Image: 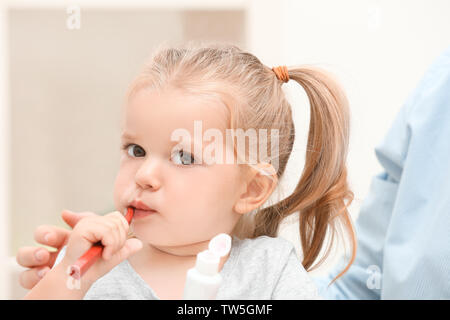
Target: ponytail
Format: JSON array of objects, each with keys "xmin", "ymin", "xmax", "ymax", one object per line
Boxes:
[{"xmin": 253, "ymin": 65, "xmax": 356, "ymax": 283}]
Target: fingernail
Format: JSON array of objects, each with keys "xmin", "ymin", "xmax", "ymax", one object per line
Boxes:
[
  {"xmin": 44, "ymin": 233, "xmax": 51, "ymax": 243},
  {"xmin": 35, "ymin": 249, "xmax": 46, "ymax": 261},
  {"xmin": 37, "ymin": 267, "xmax": 49, "ymax": 278}
]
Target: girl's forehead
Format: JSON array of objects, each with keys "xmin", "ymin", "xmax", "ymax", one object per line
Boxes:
[{"xmin": 122, "ymin": 89, "xmax": 229, "ymax": 139}]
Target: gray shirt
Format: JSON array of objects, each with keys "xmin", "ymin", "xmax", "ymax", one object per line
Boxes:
[{"xmin": 54, "ymin": 235, "xmax": 321, "ymax": 299}]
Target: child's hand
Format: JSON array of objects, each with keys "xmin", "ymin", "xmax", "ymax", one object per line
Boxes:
[{"xmin": 61, "ymin": 211, "xmax": 142, "ymax": 282}]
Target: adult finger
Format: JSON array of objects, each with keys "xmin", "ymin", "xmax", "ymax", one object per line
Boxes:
[
  {"xmin": 19, "ymin": 266, "xmax": 50, "ymax": 290},
  {"xmin": 34, "ymin": 225, "xmax": 72, "ymax": 249},
  {"xmin": 16, "ymin": 246, "xmax": 50, "ymax": 268}
]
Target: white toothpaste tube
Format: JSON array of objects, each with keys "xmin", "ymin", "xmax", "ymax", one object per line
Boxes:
[{"xmin": 183, "ymin": 233, "xmax": 232, "ymax": 300}]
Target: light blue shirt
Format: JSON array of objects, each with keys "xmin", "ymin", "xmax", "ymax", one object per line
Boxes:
[{"xmin": 313, "ymin": 47, "xmax": 450, "ymax": 299}]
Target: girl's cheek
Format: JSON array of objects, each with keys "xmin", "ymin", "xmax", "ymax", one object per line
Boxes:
[
  {"xmin": 113, "ymin": 166, "xmax": 133, "ymax": 205},
  {"xmin": 113, "ymin": 175, "xmax": 125, "ymax": 209}
]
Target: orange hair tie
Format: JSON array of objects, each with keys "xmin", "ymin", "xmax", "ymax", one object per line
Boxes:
[{"xmin": 272, "ymin": 65, "xmax": 289, "ymax": 83}]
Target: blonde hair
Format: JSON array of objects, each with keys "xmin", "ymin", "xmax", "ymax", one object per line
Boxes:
[{"xmin": 126, "ymin": 40, "xmax": 356, "ymax": 283}]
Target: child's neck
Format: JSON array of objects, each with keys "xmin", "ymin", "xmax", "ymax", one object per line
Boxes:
[
  {"xmin": 149, "ymin": 240, "xmax": 210, "ymax": 258},
  {"xmin": 145, "ymin": 240, "xmax": 208, "ymax": 266},
  {"xmin": 130, "ymin": 239, "xmax": 230, "ymax": 271}
]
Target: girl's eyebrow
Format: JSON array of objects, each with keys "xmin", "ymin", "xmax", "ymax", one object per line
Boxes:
[
  {"xmin": 121, "ymin": 132, "xmax": 137, "ymax": 140},
  {"xmin": 121, "ymin": 131, "xmax": 204, "ymax": 151}
]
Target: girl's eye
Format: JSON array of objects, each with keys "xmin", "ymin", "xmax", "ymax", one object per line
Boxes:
[
  {"xmin": 123, "ymin": 143, "xmax": 146, "ymax": 157},
  {"xmin": 171, "ymin": 149, "xmax": 196, "ymax": 166},
  {"xmin": 122, "ymin": 143, "xmax": 196, "ymax": 166}
]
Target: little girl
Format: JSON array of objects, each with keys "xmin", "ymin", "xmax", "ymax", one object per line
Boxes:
[{"xmin": 24, "ymin": 41, "xmax": 355, "ymax": 300}]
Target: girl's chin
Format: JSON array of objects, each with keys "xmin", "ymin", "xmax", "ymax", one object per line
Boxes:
[{"xmin": 129, "ymin": 231, "xmax": 200, "ymax": 251}]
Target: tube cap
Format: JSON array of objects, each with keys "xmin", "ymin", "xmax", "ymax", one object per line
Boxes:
[
  {"xmin": 195, "ymin": 233, "xmax": 232, "ymax": 276},
  {"xmin": 208, "ymin": 233, "xmax": 232, "ymax": 257}
]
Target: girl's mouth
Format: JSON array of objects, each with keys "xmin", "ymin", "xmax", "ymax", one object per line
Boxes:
[
  {"xmin": 128, "ymin": 199, "xmax": 158, "ymax": 219},
  {"xmin": 132, "ymin": 206, "xmax": 157, "ymax": 219}
]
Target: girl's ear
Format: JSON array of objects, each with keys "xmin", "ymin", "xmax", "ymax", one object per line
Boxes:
[{"xmin": 233, "ymin": 163, "xmax": 278, "ymax": 215}]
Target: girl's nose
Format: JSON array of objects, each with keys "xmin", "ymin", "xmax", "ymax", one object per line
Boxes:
[{"xmin": 135, "ymin": 157, "xmax": 162, "ymax": 190}]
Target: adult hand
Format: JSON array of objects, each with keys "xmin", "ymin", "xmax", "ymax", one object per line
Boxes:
[{"xmin": 16, "ymin": 210, "xmax": 97, "ymax": 289}]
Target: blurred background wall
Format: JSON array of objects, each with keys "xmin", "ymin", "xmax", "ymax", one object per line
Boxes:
[{"xmin": 1, "ymin": 0, "xmax": 449, "ymax": 299}]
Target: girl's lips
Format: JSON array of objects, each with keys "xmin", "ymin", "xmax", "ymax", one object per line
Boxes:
[
  {"xmin": 129, "ymin": 200, "xmax": 156, "ymax": 211},
  {"xmin": 132, "ymin": 207, "xmax": 157, "ymax": 219}
]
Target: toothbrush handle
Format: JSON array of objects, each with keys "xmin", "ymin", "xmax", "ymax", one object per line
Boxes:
[{"xmin": 68, "ymin": 207, "xmax": 134, "ymax": 279}]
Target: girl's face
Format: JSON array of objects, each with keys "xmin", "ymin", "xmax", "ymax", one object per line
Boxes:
[{"xmin": 113, "ymin": 88, "xmax": 245, "ymax": 248}]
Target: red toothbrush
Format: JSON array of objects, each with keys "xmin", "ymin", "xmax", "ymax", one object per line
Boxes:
[{"xmin": 68, "ymin": 207, "xmax": 135, "ymax": 279}]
